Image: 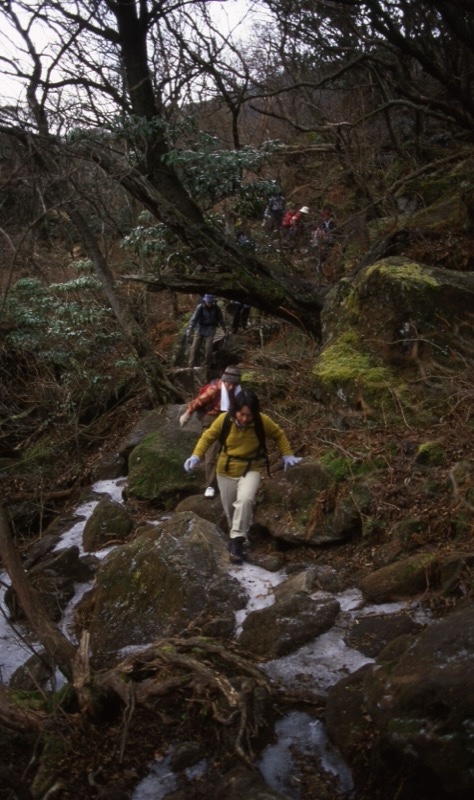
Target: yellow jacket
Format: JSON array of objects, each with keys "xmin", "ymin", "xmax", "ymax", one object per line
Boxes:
[{"xmin": 192, "ymin": 412, "xmax": 293, "ymax": 478}]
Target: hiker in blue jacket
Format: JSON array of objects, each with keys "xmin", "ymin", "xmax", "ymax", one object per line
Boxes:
[{"xmin": 187, "ymin": 294, "xmax": 227, "ymax": 370}]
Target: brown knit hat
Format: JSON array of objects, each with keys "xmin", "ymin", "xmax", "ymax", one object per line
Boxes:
[{"xmin": 221, "ymin": 366, "xmax": 242, "ymax": 384}]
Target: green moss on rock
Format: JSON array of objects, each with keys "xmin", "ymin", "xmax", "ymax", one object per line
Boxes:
[
  {"xmin": 366, "ymin": 260, "xmax": 439, "ymax": 289},
  {"xmin": 312, "ymin": 331, "xmax": 399, "ymax": 409},
  {"xmin": 128, "ymin": 430, "xmax": 199, "ymax": 501},
  {"xmin": 314, "ymin": 331, "xmax": 390, "ymax": 384},
  {"xmin": 415, "ymin": 440, "xmax": 447, "ymax": 466}
]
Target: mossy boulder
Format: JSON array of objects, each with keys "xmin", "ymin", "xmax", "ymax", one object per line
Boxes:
[
  {"xmin": 414, "ymin": 439, "xmax": 447, "ymax": 466},
  {"xmin": 254, "ymin": 461, "xmax": 372, "ymax": 545},
  {"xmin": 312, "ymin": 328, "xmax": 401, "ymax": 409},
  {"xmin": 317, "ymin": 258, "xmax": 474, "ymax": 412},
  {"xmin": 126, "ymin": 408, "xmax": 203, "ymax": 502},
  {"xmin": 327, "ymin": 608, "xmax": 474, "ymax": 800},
  {"xmin": 85, "ymin": 511, "xmax": 246, "ymax": 658},
  {"xmin": 82, "ymin": 498, "xmax": 134, "ymax": 552},
  {"xmin": 359, "ymin": 551, "xmax": 439, "ymax": 602}
]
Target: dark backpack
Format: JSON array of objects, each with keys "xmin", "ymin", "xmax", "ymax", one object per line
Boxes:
[
  {"xmin": 268, "ymin": 195, "xmax": 285, "ymax": 213},
  {"xmin": 196, "ymin": 303, "xmax": 220, "ymax": 326},
  {"xmin": 218, "ymin": 412, "xmax": 270, "ymax": 476}
]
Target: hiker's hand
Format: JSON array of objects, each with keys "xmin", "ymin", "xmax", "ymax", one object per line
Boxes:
[
  {"xmin": 283, "ymin": 455, "xmax": 302, "ymax": 472},
  {"xmin": 184, "ymin": 455, "xmax": 200, "ymax": 472},
  {"xmin": 179, "ymin": 412, "xmax": 191, "ymax": 427}
]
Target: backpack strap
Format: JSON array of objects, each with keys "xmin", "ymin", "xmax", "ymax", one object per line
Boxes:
[{"xmin": 218, "ymin": 413, "xmax": 270, "ymax": 477}]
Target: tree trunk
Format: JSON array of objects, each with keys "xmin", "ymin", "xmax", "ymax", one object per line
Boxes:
[
  {"xmin": 102, "ymin": 0, "xmax": 324, "ymax": 340},
  {"xmin": 67, "ymin": 205, "xmax": 184, "ymax": 403},
  {"xmin": 0, "ymin": 504, "xmax": 76, "ymax": 682}
]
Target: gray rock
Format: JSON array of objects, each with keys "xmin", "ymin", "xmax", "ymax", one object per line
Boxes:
[
  {"xmin": 359, "ymin": 551, "xmax": 439, "ymax": 602},
  {"xmin": 85, "ymin": 512, "xmax": 246, "ymax": 658},
  {"xmin": 5, "ymin": 545, "xmax": 97, "ymax": 622},
  {"xmin": 327, "ymin": 606, "xmax": 474, "ymax": 800},
  {"xmin": 255, "ymin": 462, "xmax": 371, "ymax": 545},
  {"xmin": 240, "ymin": 592, "xmax": 340, "ymax": 659},
  {"xmin": 82, "ymin": 497, "xmax": 134, "ymax": 552},
  {"xmin": 344, "ymin": 611, "xmax": 424, "ymax": 657}
]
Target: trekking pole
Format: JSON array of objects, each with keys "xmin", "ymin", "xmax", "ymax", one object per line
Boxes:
[{"xmin": 181, "ymin": 329, "xmax": 191, "ymax": 364}]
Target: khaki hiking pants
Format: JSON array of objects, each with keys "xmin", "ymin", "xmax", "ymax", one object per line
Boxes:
[
  {"xmin": 217, "ymin": 470, "xmax": 261, "ymax": 540},
  {"xmin": 188, "ymin": 332, "xmax": 215, "ymax": 368}
]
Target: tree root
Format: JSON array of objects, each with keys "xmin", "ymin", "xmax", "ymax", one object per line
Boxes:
[{"xmin": 95, "ymin": 636, "xmax": 272, "ymax": 766}]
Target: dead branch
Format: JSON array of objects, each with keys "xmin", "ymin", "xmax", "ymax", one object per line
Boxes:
[
  {"xmin": 72, "ymin": 631, "xmax": 91, "ymax": 710},
  {"xmin": 7, "ymin": 488, "xmax": 75, "ymax": 503},
  {"xmin": 0, "ymin": 684, "xmax": 45, "ymax": 733},
  {"xmin": 448, "ymin": 463, "xmax": 474, "ymax": 514}
]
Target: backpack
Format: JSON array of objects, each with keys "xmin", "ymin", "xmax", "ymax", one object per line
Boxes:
[
  {"xmin": 268, "ymin": 195, "xmax": 285, "ymax": 213},
  {"xmin": 281, "ymin": 210, "xmax": 297, "ymax": 228},
  {"xmin": 195, "ymin": 380, "xmax": 220, "ymax": 421},
  {"xmin": 218, "ymin": 412, "xmax": 270, "ymax": 476},
  {"xmin": 197, "ymin": 303, "xmax": 220, "ymax": 326}
]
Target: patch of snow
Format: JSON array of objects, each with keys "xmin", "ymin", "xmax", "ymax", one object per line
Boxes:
[
  {"xmin": 230, "ymin": 562, "xmax": 286, "ymax": 634},
  {"xmin": 263, "ymin": 624, "xmax": 373, "ymax": 695},
  {"xmin": 131, "ymin": 753, "xmax": 209, "ymax": 800},
  {"xmin": 259, "ymin": 710, "xmax": 354, "ymax": 798},
  {"xmin": 130, "ymin": 755, "xmax": 176, "ymax": 799}
]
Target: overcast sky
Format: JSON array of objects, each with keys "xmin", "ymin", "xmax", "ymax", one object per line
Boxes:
[{"xmin": 0, "ymin": 1, "xmax": 268, "ymax": 107}]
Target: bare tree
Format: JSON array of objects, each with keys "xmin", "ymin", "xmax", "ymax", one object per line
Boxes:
[
  {"xmin": 0, "ymin": 1, "xmax": 324, "ymax": 339},
  {"xmin": 0, "ymin": 0, "xmax": 471, "ymax": 350},
  {"xmin": 260, "ymin": 0, "xmax": 474, "ymax": 134}
]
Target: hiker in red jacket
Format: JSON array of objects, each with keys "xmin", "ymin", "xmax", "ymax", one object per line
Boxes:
[
  {"xmin": 179, "ymin": 365, "xmax": 242, "ymax": 498},
  {"xmin": 282, "ymin": 206, "xmax": 310, "ymax": 240}
]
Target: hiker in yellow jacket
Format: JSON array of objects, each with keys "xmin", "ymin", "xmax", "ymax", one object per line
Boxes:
[
  {"xmin": 179, "ymin": 365, "xmax": 242, "ymax": 498},
  {"xmin": 184, "ymin": 390, "xmax": 302, "ymax": 564}
]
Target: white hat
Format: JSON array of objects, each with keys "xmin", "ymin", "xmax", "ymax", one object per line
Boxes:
[{"xmin": 299, "ymin": 206, "xmax": 310, "ymax": 214}]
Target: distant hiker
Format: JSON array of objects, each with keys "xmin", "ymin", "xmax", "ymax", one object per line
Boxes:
[
  {"xmin": 184, "ymin": 389, "xmax": 302, "ymax": 564},
  {"xmin": 186, "ymin": 294, "xmax": 227, "ymax": 371},
  {"xmin": 179, "ymin": 365, "xmax": 242, "ymax": 498},
  {"xmin": 236, "ymin": 229, "xmax": 255, "ymax": 251},
  {"xmin": 282, "ymin": 206, "xmax": 310, "ymax": 240},
  {"xmin": 263, "ymin": 191, "xmax": 286, "ymax": 231},
  {"xmin": 312, "ymin": 207, "xmax": 336, "ymax": 247},
  {"xmin": 393, "ymin": 313, "xmax": 419, "ymax": 359},
  {"xmin": 311, "ymin": 207, "xmax": 336, "ymax": 273},
  {"xmin": 231, "ymin": 301, "xmax": 251, "ymax": 333}
]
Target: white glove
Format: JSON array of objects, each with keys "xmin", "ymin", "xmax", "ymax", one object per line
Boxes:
[
  {"xmin": 179, "ymin": 411, "xmax": 191, "ymax": 427},
  {"xmin": 283, "ymin": 455, "xmax": 302, "ymax": 472},
  {"xmin": 184, "ymin": 455, "xmax": 200, "ymax": 472}
]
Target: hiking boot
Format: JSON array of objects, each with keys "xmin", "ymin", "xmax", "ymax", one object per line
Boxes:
[
  {"xmin": 229, "ymin": 537, "xmax": 245, "ymax": 565},
  {"xmin": 204, "ymin": 486, "xmax": 216, "ymax": 498}
]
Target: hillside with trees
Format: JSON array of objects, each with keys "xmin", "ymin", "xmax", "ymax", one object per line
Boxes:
[{"xmin": 0, "ymin": 2, "xmax": 473, "ymax": 799}]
